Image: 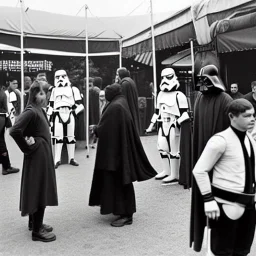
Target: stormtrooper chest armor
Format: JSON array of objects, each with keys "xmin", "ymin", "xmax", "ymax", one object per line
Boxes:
[
  {"xmin": 53, "ymin": 86, "xmax": 75, "ymax": 109},
  {"xmin": 157, "ymin": 91, "xmax": 181, "ymax": 118}
]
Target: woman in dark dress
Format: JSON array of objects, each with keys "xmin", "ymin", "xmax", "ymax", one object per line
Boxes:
[{"xmin": 10, "ymin": 80, "xmax": 58, "ymax": 242}]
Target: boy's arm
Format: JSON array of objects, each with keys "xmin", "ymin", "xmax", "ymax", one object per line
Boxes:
[{"xmin": 193, "ymin": 135, "xmax": 226, "ymax": 219}]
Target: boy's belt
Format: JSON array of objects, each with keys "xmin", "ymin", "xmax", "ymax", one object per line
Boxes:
[{"xmin": 212, "ymin": 186, "xmax": 255, "ymax": 206}]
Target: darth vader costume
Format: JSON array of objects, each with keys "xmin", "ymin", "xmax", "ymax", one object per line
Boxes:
[{"xmin": 190, "ymin": 64, "xmax": 233, "ymax": 252}]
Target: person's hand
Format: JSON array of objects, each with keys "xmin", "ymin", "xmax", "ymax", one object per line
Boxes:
[
  {"xmin": 89, "ymin": 125, "xmax": 96, "ymax": 135},
  {"xmin": 25, "ymin": 136, "xmax": 35, "ymax": 146},
  {"xmin": 204, "ymin": 200, "xmax": 220, "ymax": 220},
  {"xmin": 145, "ymin": 123, "xmax": 154, "ymax": 133}
]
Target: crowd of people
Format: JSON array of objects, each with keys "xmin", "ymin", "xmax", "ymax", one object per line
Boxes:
[
  {"xmin": 0, "ymin": 66, "xmax": 157, "ymax": 243},
  {"xmin": 1, "ymin": 64, "xmax": 256, "ymax": 256}
]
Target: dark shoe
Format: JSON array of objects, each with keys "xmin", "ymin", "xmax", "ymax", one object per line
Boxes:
[
  {"xmin": 55, "ymin": 161, "xmax": 61, "ymax": 169},
  {"xmin": 111, "ymin": 216, "xmax": 133, "ymax": 227},
  {"xmin": 32, "ymin": 228, "xmax": 56, "ymax": 242},
  {"xmin": 2, "ymin": 167, "xmax": 20, "ymax": 175},
  {"xmin": 70, "ymin": 159, "xmax": 79, "ymax": 166},
  {"xmin": 161, "ymin": 178, "xmax": 179, "ymax": 186},
  {"xmin": 29, "ymin": 223, "xmax": 53, "ymax": 232},
  {"xmin": 155, "ymin": 175, "xmax": 168, "ymax": 180}
]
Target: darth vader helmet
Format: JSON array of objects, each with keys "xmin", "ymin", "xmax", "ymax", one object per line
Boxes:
[{"xmin": 197, "ymin": 65, "xmax": 225, "ymax": 92}]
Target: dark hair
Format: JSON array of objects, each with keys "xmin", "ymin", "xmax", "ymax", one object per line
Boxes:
[
  {"xmin": 36, "ymin": 70, "xmax": 47, "ymax": 76},
  {"xmin": 27, "ymin": 80, "xmax": 44, "ymax": 106},
  {"xmin": 105, "ymin": 83, "xmax": 121, "ymax": 102},
  {"xmin": 117, "ymin": 68, "xmax": 130, "ymax": 80},
  {"xmin": 228, "ymin": 99, "xmax": 253, "ymax": 117},
  {"xmin": 251, "ymin": 81, "xmax": 256, "ymax": 88},
  {"xmin": 8, "ymin": 76, "xmax": 17, "ymax": 82},
  {"xmin": 93, "ymin": 77, "xmax": 103, "ymax": 88}
]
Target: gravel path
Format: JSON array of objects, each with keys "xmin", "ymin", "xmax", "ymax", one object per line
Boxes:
[{"xmin": 1, "ymin": 134, "xmax": 256, "ymax": 256}]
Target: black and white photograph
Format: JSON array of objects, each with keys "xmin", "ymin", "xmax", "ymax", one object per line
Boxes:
[{"xmin": 1, "ymin": 0, "xmax": 256, "ymax": 255}]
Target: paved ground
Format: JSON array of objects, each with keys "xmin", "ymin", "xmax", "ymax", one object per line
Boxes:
[{"xmin": 1, "ymin": 134, "xmax": 256, "ymax": 256}]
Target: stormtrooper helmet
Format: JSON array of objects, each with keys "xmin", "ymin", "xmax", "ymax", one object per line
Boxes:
[
  {"xmin": 54, "ymin": 70, "xmax": 71, "ymax": 88},
  {"xmin": 159, "ymin": 68, "xmax": 180, "ymax": 92}
]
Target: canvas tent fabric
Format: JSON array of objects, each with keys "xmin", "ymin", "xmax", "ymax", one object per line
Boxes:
[
  {"xmin": 122, "ymin": 7, "xmax": 196, "ymax": 57},
  {"xmin": 217, "ymin": 26, "xmax": 256, "ymax": 53},
  {"xmin": 122, "ymin": 0, "xmax": 256, "ymax": 57},
  {"xmin": 209, "ymin": 3, "xmax": 256, "ymax": 53},
  {"xmin": 134, "ymin": 52, "xmax": 153, "ymax": 66},
  {"xmin": 0, "ymin": 6, "xmax": 175, "ymax": 55},
  {"xmin": 0, "ymin": 6, "xmax": 121, "ymax": 54},
  {"xmin": 161, "ymin": 48, "xmax": 191, "ymax": 66}
]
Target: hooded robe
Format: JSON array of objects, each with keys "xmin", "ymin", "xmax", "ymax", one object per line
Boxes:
[
  {"xmin": 190, "ymin": 91, "xmax": 233, "ymax": 251},
  {"xmin": 120, "ymin": 77, "xmax": 141, "ymax": 135},
  {"xmin": 89, "ymin": 84, "xmax": 157, "ymax": 215}
]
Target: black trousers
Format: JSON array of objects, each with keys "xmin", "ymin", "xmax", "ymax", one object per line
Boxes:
[
  {"xmin": 0, "ymin": 152, "xmax": 11, "ymax": 170},
  {"xmin": 29, "ymin": 208, "xmax": 45, "ymax": 232},
  {"xmin": 210, "ymin": 203, "xmax": 256, "ymax": 256}
]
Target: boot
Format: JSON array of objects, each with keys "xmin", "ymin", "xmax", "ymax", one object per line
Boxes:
[
  {"xmin": 155, "ymin": 153, "xmax": 170, "ymax": 180},
  {"xmin": 32, "ymin": 227, "xmax": 56, "ymax": 242},
  {"xmin": 69, "ymin": 158, "xmax": 79, "ymax": 166},
  {"xmin": 162, "ymin": 159, "xmax": 180, "ymax": 186},
  {"xmin": 2, "ymin": 167, "xmax": 20, "ymax": 175},
  {"xmin": 111, "ymin": 215, "xmax": 133, "ymax": 227},
  {"xmin": 28, "ymin": 220, "xmax": 53, "ymax": 232}
]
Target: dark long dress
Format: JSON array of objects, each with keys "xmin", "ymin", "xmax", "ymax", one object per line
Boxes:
[
  {"xmin": 89, "ymin": 95, "xmax": 157, "ymax": 215},
  {"xmin": 190, "ymin": 91, "xmax": 232, "ymax": 252},
  {"xmin": 10, "ymin": 105, "xmax": 58, "ymax": 216},
  {"xmin": 89, "ymin": 86, "xmax": 100, "ymax": 126}
]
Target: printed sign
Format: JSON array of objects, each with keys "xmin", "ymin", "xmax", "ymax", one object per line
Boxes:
[{"xmin": 0, "ymin": 60, "xmax": 53, "ymax": 72}]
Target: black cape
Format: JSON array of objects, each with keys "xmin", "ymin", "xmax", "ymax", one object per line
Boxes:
[
  {"xmin": 179, "ymin": 119, "xmax": 193, "ymax": 189},
  {"xmin": 93, "ymin": 94, "xmax": 156, "ymax": 183},
  {"xmin": 120, "ymin": 77, "xmax": 141, "ymax": 135},
  {"xmin": 190, "ymin": 91, "xmax": 233, "ymax": 251},
  {"xmin": 10, "ymin": 105, "xmax": 58, "ymax": 216},
  {"xmin": 89, "ymin": 95, "xmax": 157, "ymax": 209}
]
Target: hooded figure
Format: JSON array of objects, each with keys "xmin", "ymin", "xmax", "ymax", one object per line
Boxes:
[
  {"xmin": 116, "ymin": 68, "xmax": 141, "ymax": 134},
  {"xmin": 190, "ymin": 64, "xmax": 233, "ymax": 252},
  {"xmin": 89, "ymin": 83, "xmax": 157, "ymax": 227}
]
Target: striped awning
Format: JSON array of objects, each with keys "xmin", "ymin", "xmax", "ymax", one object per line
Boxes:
[
  {"xmin": 134, "ymin": 51, "xmax": 153, "ymax": 66},
  {"xmin": 161, "ymin": 48, "xmax": 191, "ymax": 66}
]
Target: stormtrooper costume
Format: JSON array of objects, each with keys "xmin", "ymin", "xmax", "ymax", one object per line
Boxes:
[
  {"xmin": 146, "ymin": 68, "xmax": 189, "ymax": 185},
  {"xmin": 47, "ymin": 70, "xmax": 84, "ymax": 168},
  {"xmin": 5, "ymin": 90, "xmax": 17, "ymax": 126}
]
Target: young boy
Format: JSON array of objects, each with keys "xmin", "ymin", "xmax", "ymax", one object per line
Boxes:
[{"xmin": 193, "ymin": 98, "xmax": 256, "ymax": 256}]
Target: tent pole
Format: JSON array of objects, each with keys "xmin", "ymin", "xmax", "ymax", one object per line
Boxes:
[
  {"xmin": 85, "ymin": 5, "xmax": 90, "ymax": 158},
  {"xmin": 190, "ymin": 39, "xmax": 195, "ymax": 90},
  {"xmin": 119, "ymin": 39, "xmax": 122, "ymax": 68},
  {"xmin": 150, "ymin": 0, "xmax": 157, "ymax": 109},
  {"xmin": 20, "ymin": 0, "xmax": 24, "ymax": 112}
]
